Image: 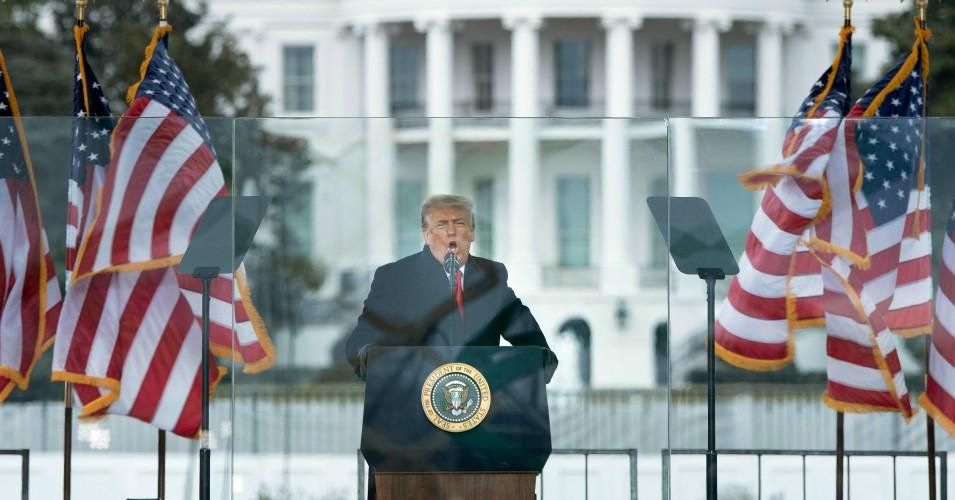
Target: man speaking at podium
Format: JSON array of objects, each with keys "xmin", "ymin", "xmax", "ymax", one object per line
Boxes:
[
  {"xmin": 346, "ymin": 194, "xmax": 557, "ymax": 379},
  {"xmin": 346, "ymin": 194, "xmax": 557, "ymax": 499}
]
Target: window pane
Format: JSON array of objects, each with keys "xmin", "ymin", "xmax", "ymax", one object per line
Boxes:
[
  {"xmin": 704, "ymin": 171, "xmax": 754, "ymax": 259},
  {"xmin": 396, "ymin": 179, "xmax": 424, "ymax": 257},
  {"xmin": 651, "ymin": 42, "xmax": 674, "ymax": 110},
  {"xmin": 282, "ymin": 46, "xmax": 315, "ymax": 112},
  {"xmin": 557, "ymin": 176, "xmax": 590, "ymax": 267},
  {"xmin": 390, "ymin": 46, "xmax": 420, "ymax": 113},
  {"xmin": 725, "ymin": 43, "xmax": 755, "ymax": 113},
  {"xmin": 471, "ymin": 43, "xmax": 495, "ymax": 111},
  {"xmin": 648, "ymin": 176, "xmax": 668, "ymax": 268},
  {"xmin": 282, "ymin": 180, "xmax": 313, "ymax": 256},
  {"xmin": 554, "ymin": 40, "xmax": 590, "ymax": 107},
  {"xmin": 474, "ymin": 178, "xmax": 494, "ymax": 258}
]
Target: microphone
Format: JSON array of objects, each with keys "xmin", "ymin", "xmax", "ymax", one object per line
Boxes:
[{"xmin": 444, "ymin": 241, "xmax": 459, "ymax": 289}]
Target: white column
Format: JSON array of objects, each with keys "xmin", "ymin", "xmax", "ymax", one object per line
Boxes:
[
  {"xmin": 504, "ymin": 13, "xmax": 542, "ymax": 293},
  {"xmin": 691, "ymin": 15, "xmax": 731, "ymax": 117},
  {"xmin": 416, "ymin": 16, "xmax": 455, "ymax": 195},
  {"xmin": 360, "ymin": 20, "xmax": 396, "ymax": 265},
  {"xmin": 757, "ymin": 19, "xmax": 787, "ymax": 118},
  {"xmin": 600, "ymin": 13, "xmax": 641, "ymax": 294},
  {"xmin": 671, "ymin": 121, "xmax": 698, "ymax": 198},
  {"xmin": 671, "ymin": 119, "xmax": 699, "ymax": 296}
]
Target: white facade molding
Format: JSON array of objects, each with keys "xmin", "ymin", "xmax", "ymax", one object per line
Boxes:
[
  {"xmin": 413, "ymin": 13, "xmax": 452, "ymax": 33},
  {"xmin": 761, "ymin": 16, "xmax": 796, "ymax": 36},
  {"xmin": 502, "ymin": 11, "xmax": 544, "ymax": 31},
  {"xmin": 600, "ymin": 10, "xmax": 643, "ymax": 31},
  {"xmin": 693, "ymin": 12, "xmax": 733, "ymax": 33}
]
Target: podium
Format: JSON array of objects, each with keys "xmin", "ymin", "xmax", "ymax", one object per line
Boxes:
[{"xmin": 361, "ymin": 346, "xmax": 552, "ymax": 500}]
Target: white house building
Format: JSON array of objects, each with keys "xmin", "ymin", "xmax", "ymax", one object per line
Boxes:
[{"xmin": 203, "ymin": 0, "xmax": 909, "ymax": 388}]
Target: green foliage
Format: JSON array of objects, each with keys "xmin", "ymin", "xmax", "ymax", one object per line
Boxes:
[
  {"xmin": 872, "ymin": 6, "xmax": 955, "ymax": 115},
  {"xmin": 0, "ymin": 0, "xmax": 268, "ymax": 116}
]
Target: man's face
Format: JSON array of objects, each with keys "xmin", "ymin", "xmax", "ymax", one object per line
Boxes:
[{"xmin": 423, "ymin": 206, "xmax": 475, "ymax": 263}]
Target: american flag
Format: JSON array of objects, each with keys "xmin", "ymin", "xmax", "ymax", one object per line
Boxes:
[
  {"xmin": 67, "ymin": 25, "xmax": 113, "ymax": 282},
  {"xmin": 0, "ymin": 49, "xmax": 62, "ymax": 402},
  {"xmin": 714, "ymin": 27, "xmax": 853, "ymax": 370},
  {"xmin": 819, "ymin": 28, "xmax": 930, "ymax": 417},
  {"xmin": 921, "ymin": 200, "xmax": 955, "ymax": 436},
  {"xmin": 51, "ymin": 26, "xmax": 273, "ymax": 436}
]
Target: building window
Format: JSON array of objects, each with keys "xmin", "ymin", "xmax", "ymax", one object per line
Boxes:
[
  {"xmin": 557, "ymin": 176, "xmax": 591, "ymax": 267},
  {"xmin": 280, "ymin": 180, "xmax": 313, "ymax": 256},
  {"xmin": 724, "ymin": 43, "xmax": 756, "ymax": 113},
  {"xmin": 390, "ymin": 46, "xmax": 421, "ymax": 113},
  {"xmin": 282, "ymin": 45, "xmax": 315, "ymax": 112},
  {"xmin": 396, "ymin": 179, "xmax": 424, "ymax": 257},
  {"xmin": 471, "ymin": 43, "xmax": 495, "ymax": 112},
  {"xmin": 651, "ymin": 42, "xmax": 675, "ymax": 110},
  {"xmin": 833, "ymin": 41, "xmax": 868, "ymax": 95},
  {"xmin": 474, "ymin": 178, "xmax": 495, "ymax": 258},
  {"xmin": 648, "ymin": 176, "xmax": 669, "ymax": 268},
  {"xmin": 704, "ymin": 171, "xmax": 754, "ymax": 259},
  {"xmin": 554, "ymin": 40, "xmax": 590, "ymax": 108}
]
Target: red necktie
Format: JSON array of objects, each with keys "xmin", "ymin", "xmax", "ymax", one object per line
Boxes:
[{"xmin": 455, "ymin": 270, "xmax": 464, "ymax": 320}]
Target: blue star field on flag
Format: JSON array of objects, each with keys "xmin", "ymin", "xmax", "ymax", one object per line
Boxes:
[
  {"xmin": 71, "ymin": 33, "xmax": 114, "ymax": 187},
  {"xmin": 852, "ymin": 56, "xmax": 925, "ymax": 227},
  {"xmin": 0, "ymin": 66, "xmax": 27, "ymax": 181},
  {"xmin": 135, "ymin": 36, "xmax": 211, "ymax": 145}
]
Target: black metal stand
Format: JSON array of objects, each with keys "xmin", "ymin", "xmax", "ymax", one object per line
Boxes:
[
  {"xmin": 647, "ymin": 197, "xmax": 737, "ymax": 500},
  {"xmin": 179, "ymin": 196, "xmax": 268, "ymax": 500},
  {"xmin": 700, "ymin": 268, "xmax": 725, "ymax": 500},
  {"xmin": 197, "ymin": 272, "xmax": 215, "ymax": 500},
  {"xmin": 176, "ymin": 196, "xmax": 267, "ymax": 500}
]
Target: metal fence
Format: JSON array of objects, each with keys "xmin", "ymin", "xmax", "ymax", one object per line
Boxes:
[
  {"xmin": 0, "ymin": 449, "xmax": 29, "ymax": 500},
  {"xmin": 2, "ymin": 385, "xmax": 952, "ymax": 454},
  {"xmin": 353, "ymin": 448, "xmax": 947, "ymax": 500}
]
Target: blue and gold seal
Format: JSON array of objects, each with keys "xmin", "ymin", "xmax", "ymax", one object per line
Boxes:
[{"xmin": 420, "ymin": 362, "xmax": 491, "ymax": 432}]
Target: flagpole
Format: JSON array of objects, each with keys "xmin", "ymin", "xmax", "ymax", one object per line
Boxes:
[
  {"xmin": 927, "ymin": 337, "xmax": 937, "ymax": 500},
  {"xmin": 834, "ymin": 4, "xmax": 851, "ymax": 500},
  {"xmin": 912, "ymin": 2, "xmax": 937, "ymax": 498},
  {"xmin": 64, "ymin": 3, "xmax": 86, "ymax": 499},
  {"xmin": 148, "ymin": 0, "xmax": 172, "ymax": 489},
  {"xmin": 158, "ymin": 430, "xmax": 166, "ymax": 500},
  {"xmin": 63, "ymin": 383, "xmax": 72, "ymax": 500},
  {"xmin": 836, "ymin": 412, "xmax": 845, "ymax": 500}
]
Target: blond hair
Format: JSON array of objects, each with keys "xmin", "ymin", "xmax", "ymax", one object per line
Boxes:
[{"xmin": 420, "ymin": 194, "xmax": 476, "ymax": 228}]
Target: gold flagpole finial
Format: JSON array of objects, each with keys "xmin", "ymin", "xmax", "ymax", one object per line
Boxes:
[
  {"xmin": 157, "ymin": 0, "xmax": 169, "ymax": 26},
  {"xmin": 844, "ymin": 0, "xmax": 853, "ymax": 25},
  {"xmin": 916, "ymin": 0, "xmax": 928, "ymax": 25},
  {"xmin": 75, "ymin": 0, "xmax": 87, "ymax": 25}
]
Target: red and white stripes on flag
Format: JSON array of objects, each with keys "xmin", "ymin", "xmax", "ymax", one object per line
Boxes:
[
  {"xmin": 885, "ymin": 184, "xmax": 932, "ymax": 336},
  {"xmin": 52, "ymin": 26, "xmax": 273, "ymax": 437},
  {"xmin": 920, "ymin": 200, "xmax": 955, "ymax": 436},
  {"xmin": 818, "ymin": 145, "xmax": 913, "ymax": 417},
  {"xmin": 0, "ymin": 49, "xmax": 63, "ymax": 403},
  {"xmin": 714, "ymin": 27, "xmax": 853, "ymax": 370}
]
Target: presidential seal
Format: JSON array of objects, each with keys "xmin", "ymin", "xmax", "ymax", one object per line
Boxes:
[{"xmin": 421, "ymin": 362, "xmax": 491, "ymax": 432}]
